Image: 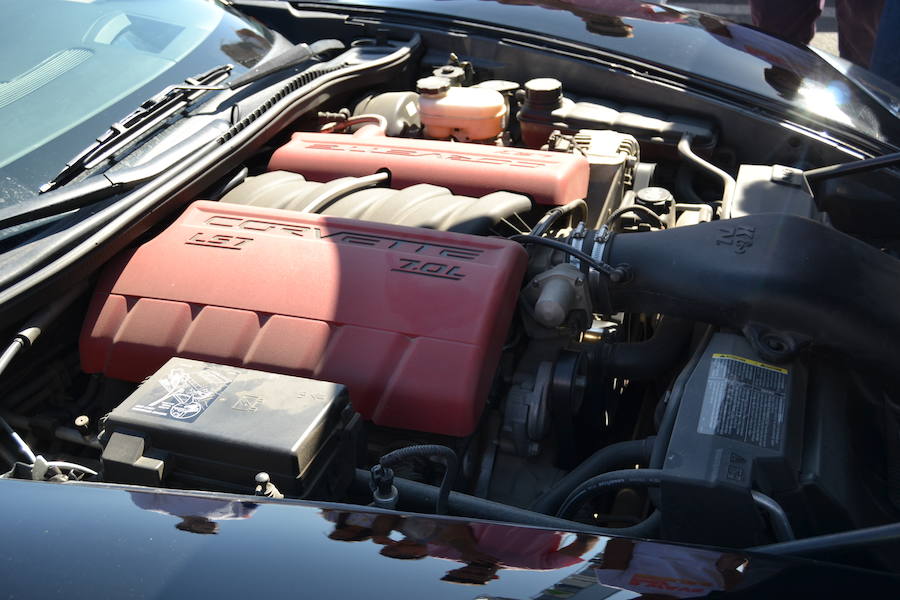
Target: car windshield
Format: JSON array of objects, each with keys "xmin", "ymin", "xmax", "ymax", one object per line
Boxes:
[{"xmin": 0, "ymin": 0, "xmax": 273, "ymax": 200}]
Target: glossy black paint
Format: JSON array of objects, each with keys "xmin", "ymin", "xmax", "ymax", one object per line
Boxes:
[
  {"xmin": 1, "ymin": 479, "xmax": 898, "ymax": 598},
  {"xmin": 301, "ymin": 0, "xmax": 899, "ymax": 147}
]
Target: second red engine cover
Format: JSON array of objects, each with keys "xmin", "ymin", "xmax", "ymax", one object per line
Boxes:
[
  {"xmin": 80, "ymin": 201, "xmax": 527, "ymax": 437},
  {"xmin": 268, "ymin": 125, "xmax": 589, "ymax": 206}
]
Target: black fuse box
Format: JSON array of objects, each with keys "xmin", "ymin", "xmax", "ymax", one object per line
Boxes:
[
  {"xmin": 100, "ymin": 358, "xmax": 361, "ymax": 498},
  {"xmin": 660, "ymin": 333, "xmax": 807, "ymax": 547}
]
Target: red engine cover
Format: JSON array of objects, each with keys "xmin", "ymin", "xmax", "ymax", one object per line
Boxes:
[
  {"xmin": 268, "ymin": 125, "xmax": 589, "ymax": 206},
  {"xmin": 80, "ymin": 201, "xmax": 527, "ymax": 437}
]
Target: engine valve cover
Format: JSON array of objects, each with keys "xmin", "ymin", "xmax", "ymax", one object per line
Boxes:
[
  {"xmin": 80, "ymin": 201, "xmax": 527, "ymax": 436},
  {"xmin": 268, "ymin": 125, "xmax": 589, "ymax": 206}
]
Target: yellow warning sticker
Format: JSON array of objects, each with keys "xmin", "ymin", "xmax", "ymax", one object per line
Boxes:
[
  {"xmin": 701, "ymin": 353, "xmax": 789, "ymax": 450},
  {"xmin": 711, "ymin": 353, "xmax": 788, "ymax": 374}
]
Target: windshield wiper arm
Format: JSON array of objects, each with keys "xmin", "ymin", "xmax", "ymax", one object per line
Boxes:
[
  {"xmin": 40, "ymin": 64, "xmax": 234, "ymax": 194},
  {"xmin": 39, "ymin": 39, "xmax": 345, "ymax": 194},
  {"xmin": 2, "ymin": 119, "xmax": 231, "ymax": 232}
]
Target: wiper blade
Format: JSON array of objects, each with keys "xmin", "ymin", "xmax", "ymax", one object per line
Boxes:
[
  {"xmin": 2, "ymin": 119, "xmax": 231, "ymax": 232},
  {"xmin": 0, "ymin": 176, "xmax": 115, "ymax": 231},
  {"xmin": 40, "ymin": 64, "xmax": 234, "ymax": 193},
  {"xmin": 39, "ymin": 39, "xmax": 346, "ymax": 194}
]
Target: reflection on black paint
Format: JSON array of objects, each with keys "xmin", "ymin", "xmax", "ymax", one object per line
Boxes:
[
  {"xmin": 479, "ymin": 0, "xmax": 686, "ymax": 38},
  {"xmin": 323, "ymin": 510, "xmax": 598, "ymax": 585},
  {"xmin": 317, "ymin": 509, "xmax": 808, "ymax": 598},
  {"xmin": 5, "ymin": 481, "xmax": 900, "ymax": 599},
  {"xmin": 418, "ymin": 0, "xmax": 896, "ymax": 139},
  {"xmin": 130, "ymin": 492, "xmax": 258, "ymax": 535}
]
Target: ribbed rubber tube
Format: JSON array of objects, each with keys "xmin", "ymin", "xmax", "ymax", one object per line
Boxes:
[{"xmin": 557, "ymin": 468, "xmax": 672, "ymax": 520}]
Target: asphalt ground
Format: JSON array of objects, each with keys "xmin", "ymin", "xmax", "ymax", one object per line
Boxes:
[{"xmin": 663, "ymin": 0, "xmax": 840, "ymax": 54}]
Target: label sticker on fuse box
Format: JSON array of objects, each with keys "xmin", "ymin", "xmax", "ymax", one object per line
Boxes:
[
  {"xmin": 131, "ymin": 366, "xmax": 234, "ymax": 423},
  {"xmin": 697, "ymin": 353, "xmax": 788, "ymax": 450}
]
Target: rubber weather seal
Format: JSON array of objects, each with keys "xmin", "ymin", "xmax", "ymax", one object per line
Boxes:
[{"xmin": 218, "ymin": 62, "xmax": 350, "ymax": 143}]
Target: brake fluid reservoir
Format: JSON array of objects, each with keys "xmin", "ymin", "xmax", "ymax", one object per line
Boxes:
[{"xmin": 417, "ymin": 76, "xmax": 507, "ymax": 142}]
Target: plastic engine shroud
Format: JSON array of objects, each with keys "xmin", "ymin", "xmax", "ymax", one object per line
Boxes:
[
  {"xmin": 80, "ymin": 201, "xmax": 527, "ymax": 437},
  {"xmin": 268, "ymin": 125, "xmax": 589, "ymax": 206}
]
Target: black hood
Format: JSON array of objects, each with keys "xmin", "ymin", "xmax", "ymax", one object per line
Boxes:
[
  {"xmin": 298, "ymin": 0, "xmax": 900, "ymax": 150},
  {"xmin": 2, "ymin": 479, "xmax": 898, "ymax": 598}
]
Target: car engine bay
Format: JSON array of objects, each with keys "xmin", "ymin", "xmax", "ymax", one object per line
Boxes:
[{"xmin": 3, "ymin": 12, "xmax": 900, "ymax": 571}]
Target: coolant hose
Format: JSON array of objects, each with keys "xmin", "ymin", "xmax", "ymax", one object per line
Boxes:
[
  {"xmin": 676, "ymin": 134, "xmax": 735, "ymax": 217},
  {"xmin": 559, "ymin": 469, "xmax": 795, "ymax": 543},
  {"xmin": 557, "ymin": 468, "xmax": 673, "ymax": 520},
  {"xmin": 751, "ymin": 490, "xmax": 795, "ymax": 542},
  {"xmin": 378, "ymin": 445, "xmax": 458, "ymax": 515},
  {"xmin": 352, "ymin": 469, "xmax": 663, "ymax": 538},
  {"xmin": 532, "ymin": 199, "xmax": 588, "ymax": 237},
  {"xmin": 530, "ymin": 438, "xmax": 655, "ymax": 515},
  {"xmin": 557, "ymin": 470, "xmax": 795, "ymax": 543},
  {"xmin": 599, "ymin": 317, "xmax": 694, "ymax": 380}
]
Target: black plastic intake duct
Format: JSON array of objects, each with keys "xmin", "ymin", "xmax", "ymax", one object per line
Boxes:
[{"xmin": 599, "ymin": 214, "xmax": 900, "ymax": 373}]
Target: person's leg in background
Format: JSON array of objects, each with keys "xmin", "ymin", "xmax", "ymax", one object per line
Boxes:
[
  {"xmin": 835, "ymin": 0, "xmax": 886, "ymax": 67},
  {"xmin": 750, "ymin": 0, "xmax": 825, "ymax": 45},
  {"xmin": 868, "ymin": 0, "xmax": 900, "ymax": 83}
]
